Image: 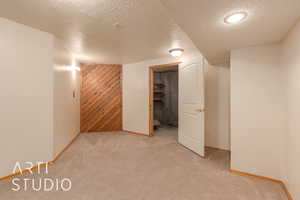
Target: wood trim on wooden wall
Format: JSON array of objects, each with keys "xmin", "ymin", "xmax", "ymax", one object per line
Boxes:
[
  {"xmin": 80, "ymin": 63, "xmax": 123, "ymax": 132},
  {"xmin": 230, "ymin": 169, "xmax": 293, "ymax": 200},
  {"xmin": 149, "ymin": 62, "xmax": 181, "ymax": 137}
]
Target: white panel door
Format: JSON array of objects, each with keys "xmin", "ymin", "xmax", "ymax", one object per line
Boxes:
[{"xmin": 178, "ymin": 58, "xmax": 205, "ymax": 156}]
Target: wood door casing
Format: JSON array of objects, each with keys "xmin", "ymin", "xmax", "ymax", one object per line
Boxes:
[
  {"xmin": 149, "ymin": 62, "xmax": 181, "ymax": 136},
  {"xmin": 80, "ymin": 63, "xmax": 122, "ymax": 132}
]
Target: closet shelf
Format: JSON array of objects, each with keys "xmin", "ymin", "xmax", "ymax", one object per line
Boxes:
[
  {"xmin": 154, "ymin": 90, "xmax": 164, "ymax": 93},
  {"xmin": 154, "ymin": 98, "xmax": 164, "ymax": 102},
  {"xmin": 154, "ymin": 83, "xmax": 165, "ymax": 88}
]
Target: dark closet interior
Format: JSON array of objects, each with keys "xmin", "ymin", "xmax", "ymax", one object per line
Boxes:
[{"xmin": 153, "ymin": 67, "xmax": 178, "ymax": 129}]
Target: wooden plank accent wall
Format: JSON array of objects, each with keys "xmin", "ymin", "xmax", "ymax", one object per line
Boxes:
[{"xmin": 80, "ymin": 63, "xmax": 122, "ymax": 132}]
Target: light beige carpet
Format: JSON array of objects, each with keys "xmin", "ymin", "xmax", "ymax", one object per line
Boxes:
[{"xmin": 0, "ymin": 127, "xmax": 287, "ymax": 200}]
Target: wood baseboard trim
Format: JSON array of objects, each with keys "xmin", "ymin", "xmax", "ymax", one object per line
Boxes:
[
  {"xmin": 52, "ymin": 132, "xmax": 81, "ymax": 163},
  {"xmin": 0, "ymin": 162, "xmax": 53, "ymax": 181},
  {"xmin": 230, "ymin": 169, "xmax": 293, "ymax": 200},
  {"xmin": 122, "ymin": 130, "xmax": 149, "ymax": 137},
  {"xmin": 205, "ymin": 146, "xmax": 231, "ymax": 152},
  {"xmin": 0, "ymin": 132, "xmax": 81, "ymax": 182},
  {"xmin": 229, "ymin": 169, "xmax": 281, "ymax": 183},
  {"xmin": 281, "ymin": 182, "xmax": 294, "ymax": 200}
]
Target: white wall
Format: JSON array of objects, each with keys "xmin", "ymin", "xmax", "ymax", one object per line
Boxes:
[
  {"xmin": 123, "ymin": 53, "xmax": 231, "ymax": 152},
  {"xmin": 0, "ymin": 18, "xmax": 54, "ymax": 177},
  {"xmin": 123, "ymin": 57, "xmax": 179, "ymax": 134},
  {"xmin": 281, "ymin": 20, "xmax": 300, "ymax": 200},
  {"xmin": 123, "ymin": 53, "xmax": 202, "ymax": 135},
  {"xmin": 0, "ymin": 18, "xmax": 81, "ymax": 178},
  {"xmin": 230, "ymin": 44, "xmax": 286, "ymax": 180},
  {"xmin": 53, "ymin": 38, "xmax": 81, "ymax": 158},
  {"xmin": 230, "ymin": 20, "xmax": 300, "ymax": 199},
  {"xmin": 204, "ymin": 62, "xmax": 230, "ymax": 150}
]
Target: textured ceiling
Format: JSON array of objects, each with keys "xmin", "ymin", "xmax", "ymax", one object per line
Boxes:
[
  {"xmin": 160, "ymin": 0, "xmax": 300, "ymax": 64},
  {"xmin": 0, "ymin": 0, "xmax": 198, "ymax": 64},
  {"xmin": 1, "ymin": 0, "xmax": 300, "ymax": 65}
]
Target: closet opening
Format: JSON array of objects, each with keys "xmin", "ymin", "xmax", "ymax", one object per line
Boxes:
[{"xmin": 149, "ymin": 63, "xmax": 180, "ymax": 137}]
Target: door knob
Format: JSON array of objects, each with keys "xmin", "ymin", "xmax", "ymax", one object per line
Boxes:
[{"xmin": 196, "ymin": 108, "xmax": 206, "ymax": 112}]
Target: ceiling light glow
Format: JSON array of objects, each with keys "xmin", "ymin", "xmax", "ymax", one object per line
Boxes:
[
  {"xmin": 224, "ymin": 12, "xmax": 247, "ymax": 24},
  {"xmin": 169, "ymin": 48, "xmax": 184, "ymax": 57}
]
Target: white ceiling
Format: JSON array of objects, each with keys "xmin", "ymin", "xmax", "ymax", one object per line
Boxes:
[
  {"xmin": 1, "ymin": 0, "xmax": 300, "ymax": 65},
  {"xmin": 0, "ymin": 0, "xmax": 198, "ymax": 64},
  {"xmin": 160, "ymin": 0, "xmax": 300, "ymax": 64}
]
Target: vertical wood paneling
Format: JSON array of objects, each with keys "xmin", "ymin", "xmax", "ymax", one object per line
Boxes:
[{"xmin": 80, "ymin": 63, "xmax": 122, "ymax": 132}]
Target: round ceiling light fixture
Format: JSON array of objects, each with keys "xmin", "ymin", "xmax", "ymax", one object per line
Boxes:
[
  {"xmin": 169, "ymin": 48, "xmax": 184, "ymax": 57},
  {"xmin": 224, "ymin": 12, "xmax": 247, "ymax": 24}
]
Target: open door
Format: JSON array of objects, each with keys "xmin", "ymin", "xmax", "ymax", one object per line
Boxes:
[{"xmin": 178, "ymin": 57, "xmax": 205, "ymax": 156}]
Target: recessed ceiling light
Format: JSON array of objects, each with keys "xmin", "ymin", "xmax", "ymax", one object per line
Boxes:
[
  {"xmin": 169, "ymin": 48, "xmax": 184, "ymax": 57},
  {"xmin": 224, "ymin": 12, "xmax": 247, "ymax": 24}
]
